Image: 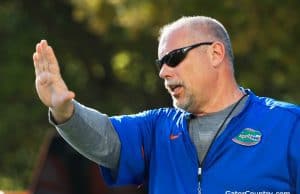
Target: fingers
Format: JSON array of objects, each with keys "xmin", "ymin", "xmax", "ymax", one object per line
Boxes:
[
  {"xmin": 46, "ymin": 46, "xmax": 58, "ymax": 65},
  {"xmin": 33, "ymin": 52, "xmax": 40, "ymax": 75},
  {"xmin": 40, "ymin": 40, "xmax": 50, "ymax": 72},
  {"xmin": 33, "ymin": 40, "xmax": 59, "ymax": 76},
  {"xmin": 33, "ymin": 40, "xmax": 46, "ymax": 75}
]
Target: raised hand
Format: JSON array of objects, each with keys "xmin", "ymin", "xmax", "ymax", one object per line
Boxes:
[{"xmin": 33, "ymin": 40, "xmax": 75, "ymax": 123}]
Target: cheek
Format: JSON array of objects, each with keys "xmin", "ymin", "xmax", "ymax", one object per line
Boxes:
[
  {"xmin": 177, "ymin": 56, "xmax": 216, "ymax": 86},
  {"xmin": 189, "ymin": 66, "xmax": 217, "ymax": 92}
]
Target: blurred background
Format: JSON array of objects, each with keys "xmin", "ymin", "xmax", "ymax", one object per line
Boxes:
[{"xmin": 0, "ymin": 0, "xmax": 299, "ymax": 193}]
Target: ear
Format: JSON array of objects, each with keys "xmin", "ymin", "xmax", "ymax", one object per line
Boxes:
[{"xmin": 208, "ymin": 41, "xmax": 225, "ymax": 68}]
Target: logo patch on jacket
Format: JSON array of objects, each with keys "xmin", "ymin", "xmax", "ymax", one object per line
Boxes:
[{"xmin": 232, "ymin": 128, "xmax": 262, "ymax": 146}]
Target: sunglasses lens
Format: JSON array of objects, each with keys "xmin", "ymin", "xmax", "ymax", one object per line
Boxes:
[
  {"xmin": 167, "ymin": 50, "xmax": 185, "ymax": 67},
  {"xmin": 155, "ymin": 49, "xmax": 186, "ymax": 70}
]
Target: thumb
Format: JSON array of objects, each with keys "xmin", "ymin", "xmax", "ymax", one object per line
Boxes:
[
  {"xmin": 52, "ymin": 90, "xmax": 75, "ymax": 108},
  {"xmin": 62, "ymin": 90, "xmax": 75, "ymax": 103}
]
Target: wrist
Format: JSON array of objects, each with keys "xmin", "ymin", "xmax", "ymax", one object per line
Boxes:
[{"xmin": 50, "ymin": 101, "xmax": 74, "ymax": 124}]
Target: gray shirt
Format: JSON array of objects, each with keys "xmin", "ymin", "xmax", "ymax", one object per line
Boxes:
[
  {"xmin": 50, "ymin": 96, "xmax": 248, "ymax": 170},
  {"xmin": 49, "ymin": 100, "xmax": 121, "ymax": 169},
  {"xmin": 189, "ymin": 95, "xmax": 248, "ymax": 164}
]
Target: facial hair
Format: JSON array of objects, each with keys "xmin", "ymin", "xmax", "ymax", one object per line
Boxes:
[{"xmin": 165, "ymin": 80, "xmax": 196, "ymax": 112}]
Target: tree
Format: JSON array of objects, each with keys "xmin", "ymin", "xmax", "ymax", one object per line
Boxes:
[{"xmin": 0, "ymin": 0, "xmax": 299, "ymax": 189}]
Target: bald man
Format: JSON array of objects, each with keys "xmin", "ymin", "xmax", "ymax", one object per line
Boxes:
[{"xmin": 33, "ymin": 16, "xmax": 300, "ymax": 194}]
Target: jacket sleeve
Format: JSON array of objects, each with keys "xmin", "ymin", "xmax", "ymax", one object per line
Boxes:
[
  {"xmin": 100, "ymin": 110, "xmax": 155, "ymax": 186},
  {"xmin": 289, "ymin": 119, "xmax": 300, "ymax": 193}
]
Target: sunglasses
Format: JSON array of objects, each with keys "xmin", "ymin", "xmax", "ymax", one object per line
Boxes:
[{"xmin": 155, "ymin": 41, "xmax": 213, "ymax": 70}]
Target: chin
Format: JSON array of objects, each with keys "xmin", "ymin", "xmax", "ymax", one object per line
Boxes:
[
  {"xmin": 172, "ymin": 99, "xmax": 181, "ymax": 109},
  {"xmin": 173, "ymin": 99, "xmax": 190, "ymax": 112}
]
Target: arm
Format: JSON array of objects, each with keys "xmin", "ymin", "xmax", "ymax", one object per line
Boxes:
[
  {"xmin": 33, "ymin": 40, "xmax": 120, "ymax": 169},
  {"xmin": 50, "ymin": 100, "xmax": 120, "ymax": 169},
  {"xmin": 289, "ymin": 119, "xmax": 300, "ymax": 192}
]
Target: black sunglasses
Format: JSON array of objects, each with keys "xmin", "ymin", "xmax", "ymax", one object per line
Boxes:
[{"xmin": 155, "ymin": 41, "xmax": 213, "ymax": 70}]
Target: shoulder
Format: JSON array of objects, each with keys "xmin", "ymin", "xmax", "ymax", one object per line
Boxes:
[
  {"xmin": 141, "ymin": 107, "xmax": 188, "ymax": 120},
  {"xmin": 110, "ymin": 107, "xmax": 188, "ymax": 122},
  {"xmin": 247, "ymin": 89, "xmax": 300, "ymax": 118}
]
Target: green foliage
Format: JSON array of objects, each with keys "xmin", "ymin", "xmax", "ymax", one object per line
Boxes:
[{"xmin": 0, "ymin": 0, "xmax": 299, "ymax": 189}]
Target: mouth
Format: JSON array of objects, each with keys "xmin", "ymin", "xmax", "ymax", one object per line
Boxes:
[{"xmin": 166, "ymin": 82, "xmax": 184, "ymax": 97}]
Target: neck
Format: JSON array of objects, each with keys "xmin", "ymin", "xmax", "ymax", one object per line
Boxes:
[{"xmin": 193, "ymin": 81, "xmax": 244, "ymax": 117}]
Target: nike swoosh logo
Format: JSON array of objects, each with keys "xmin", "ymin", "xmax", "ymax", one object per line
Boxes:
[{"xmin": 169, "ymin": 132, "xmax": 182, "ymax": 140}]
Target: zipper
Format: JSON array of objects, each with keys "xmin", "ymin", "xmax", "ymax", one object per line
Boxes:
[
  {"xmin": 184, "ymin": 114, "xmax": 202, "ymax": 194},
  {"xmin": 198, "ymin": 167, "xmax": 202, "ymax": 194},
  {"xmin": 187, "ymin": 94, "xmax": 248, "ymax": 194}
]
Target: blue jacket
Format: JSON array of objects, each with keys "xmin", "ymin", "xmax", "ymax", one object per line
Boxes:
[{"xmin": 101, "ymin": 89, "xmax": 300, "ymax": 194}]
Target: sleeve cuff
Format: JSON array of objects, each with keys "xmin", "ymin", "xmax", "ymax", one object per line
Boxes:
[{"xmin": 48, "ymin": 99, "xmax": 77, "ymax": 127}]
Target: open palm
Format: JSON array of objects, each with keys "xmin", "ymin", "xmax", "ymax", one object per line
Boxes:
[{"xmin": 33, "ymin": 40, "xmax": 75, "ymax": 119}]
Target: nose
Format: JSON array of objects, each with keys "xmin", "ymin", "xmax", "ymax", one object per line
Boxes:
[{"xmin": 159, "ymin": 64, "xmax": 174, "ymax": 79}]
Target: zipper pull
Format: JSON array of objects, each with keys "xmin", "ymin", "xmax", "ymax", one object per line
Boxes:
[{"xmin": 198, "ymin": 167, "xmax": 202, "ymax": 194}]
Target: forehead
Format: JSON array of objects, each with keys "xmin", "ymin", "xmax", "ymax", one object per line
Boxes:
[{"xmin": 158, "ymin": 28, "xmax": 191, "ymax": 58}]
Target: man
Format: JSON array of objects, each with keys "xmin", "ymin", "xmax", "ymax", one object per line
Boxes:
[{"xmin": 33, "ymin": 16, "xmax": 300, "ymax": 194}]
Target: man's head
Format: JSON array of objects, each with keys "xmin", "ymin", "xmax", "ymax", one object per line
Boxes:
[{"xmin": 157, "ymin": 16, "xmax": 238, "ymax": 115}]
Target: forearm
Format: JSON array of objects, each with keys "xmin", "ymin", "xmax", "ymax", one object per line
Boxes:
[
  {"xmin": 50, "ymin": 99, "xmax": 74, "ymax": 124},
  {"xmin": 49, "ymin": 100, "xmax": 120, "ymax": 170}
]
